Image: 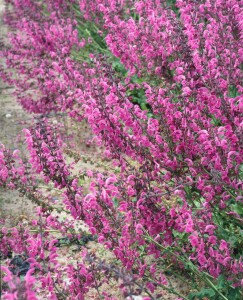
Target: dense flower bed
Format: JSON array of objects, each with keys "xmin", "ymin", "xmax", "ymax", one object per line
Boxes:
[{"xmin": 0, "ymin": 0, "xmax": 243, "ymax": 299}]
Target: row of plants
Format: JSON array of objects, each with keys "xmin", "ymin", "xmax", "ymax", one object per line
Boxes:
[{"xmin": 0, "ymin": 0, "xmax": 243, "ymax": 299}]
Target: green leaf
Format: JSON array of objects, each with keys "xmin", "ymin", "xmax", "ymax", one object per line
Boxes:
[
  {"xmin": 189, "ymin": 288, "xmax": 216, "ymax": 299},
  {"xmin": 112, "ymin": 197, "xmax": 119, "ymax": 208},
  {"xmin": 228, "ymin": 85, "xmax": 240, "ymax": 98},
  {"xmin": 227, "ymin": 287, "xmax": 242, "ymax": 300},
  {"xmin": 239, "ymin": 164, "xmax": 243, "ymax": 180},
  {"xmin": 232, "ymin": 203, "xmax": 243, "ymax": 216},
  {"xmin": 217, "ymin": 275, "xmax": 226, "ymax": 290}
]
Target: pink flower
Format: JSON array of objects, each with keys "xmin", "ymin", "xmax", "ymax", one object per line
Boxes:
[{"xmin": 135, "ymin": 224, "xmax": 143, "ymax": 235}]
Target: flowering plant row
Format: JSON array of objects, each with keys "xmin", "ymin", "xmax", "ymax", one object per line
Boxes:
[{"xmin": 0, "ymin": 0, "xmax": 243, "ymax": 299}]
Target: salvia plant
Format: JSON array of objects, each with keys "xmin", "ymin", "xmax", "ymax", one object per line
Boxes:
[{"xmin": 0, "ymin": 0, "xmax": 243, "ymax": 299}]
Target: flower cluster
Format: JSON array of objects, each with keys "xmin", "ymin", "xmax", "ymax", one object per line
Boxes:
[{"xmin": 0, "ymin": 0, "xmax": 243, "ymax": 299}]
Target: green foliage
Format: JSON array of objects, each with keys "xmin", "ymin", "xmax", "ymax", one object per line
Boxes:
[
  {"xmin": 166, "ymin": 0, "xmax": 180, "ymax": 15},
  {"xmin": 228, "ymin": 85, "xmax": 240, "ymax": 98},
  {"xmin": 112, "ymin": 197, "xmax": 119, "ymax": 208},
  {"xmin": 210, "ymin": 114, "xmax": 223, "ymax": 126},
  {"xmin": 111, "ymin": 59, "xmax": 127, "ymax": 77},
  {"xmin": 189, "ymin": 288, "xmax": 216, "ymax": 299},
  {"xmin": 232, "ymin": 202, "xmax": 243, "ymax": 217},
  {"xmin": 239, "ymin": 163, "xmax": 243, "ymax": 180},
  {"xmin": 189, "ymin": 275, "xmax": 242, "ymax": 300},
  {"xmin": 127, "ymin": 87, "xmax": 148, "ymax": 110},
  {"xmin": 55, "ymin": 233, "xmax": 96, "ymax": 247}
]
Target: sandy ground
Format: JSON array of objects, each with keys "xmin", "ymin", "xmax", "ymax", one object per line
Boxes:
[
  {"xmin": 0, "ymin": 0, "xmax": 100, "ymax": 225},
  {"xmin": 0, "ymin": 0, "xmax": 37, "ymax": 226}
]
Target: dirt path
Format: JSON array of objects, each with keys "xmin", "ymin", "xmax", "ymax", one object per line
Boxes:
[
  {"xmin": 0, "ymin": 0, "xmax": 37, "ymax": 226},
  {"xmin": 0, "ymin": 0, "xmax": 104, "ymax": 227}
]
